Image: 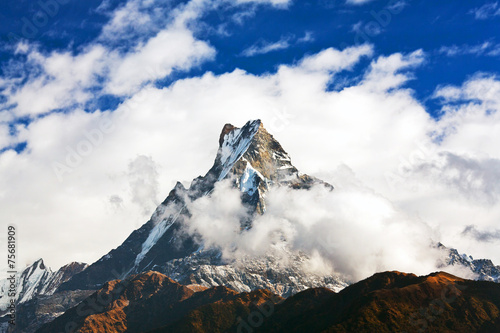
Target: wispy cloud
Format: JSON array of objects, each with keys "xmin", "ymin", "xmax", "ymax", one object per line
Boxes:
[
  {"xmin": 470, "ymin": 2, "xmax": 500, "ymax": 20},
  {"xmin": 297, "ymin": 31, "xmax": 315, "ymax": 43},
  {"xmin": 439, "ymin": 41, "xmax": 500, "ymax": 57},
  {"xmin": 242, "ymin": 36, "xmax": 292, "ymax": 57},
  {"xmin": 241, "ymin": 32, "xmax": 314, "ymax": 57},
  {"xmin": 463, "ymin": 225, "xmax": 500, "ymax": 242},
  {"xmin": 346, "ymin": 0, "xmax": 377, "ymax": 5}
]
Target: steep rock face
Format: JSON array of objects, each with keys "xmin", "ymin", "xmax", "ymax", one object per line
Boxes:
[
  {"xmin": 0, "ymin": 259, "xmax": 87, "ymax": 313},
  {"xmin": 37, "ymin": 271, "xmax": 282, "ymax": 333},
  {"xmin": 57, "ymin": 120, "xmax": 338, "ymax": 295}
]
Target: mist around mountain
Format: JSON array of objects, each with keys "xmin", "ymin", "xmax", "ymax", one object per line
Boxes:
[{"xmin": 2, "ymin": 120, "xmax": 500, "ymax": 333}]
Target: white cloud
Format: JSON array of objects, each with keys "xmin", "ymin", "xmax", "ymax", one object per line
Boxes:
[
  {"xmin": 234, "ymin": 0, "xmax": 291, "ymax": 7},
  {"xmin": 1, "ymin": 3, "xmax": 217, "ymax": 116},
  {"xmin": 298, "ymin": 44, "xmax": 374, "ymax": 72},
  {"xmin": 346, "ymin": 0, "xmax": 377, "ymax": 5},
  {"xmin": 1, "ymin": 45, "xmax": 499, "ymax": 280},
  {"xmin": 6, "ymin": 45, "xmax": 107, "ymax": 116},
  {"xmin": 127, "ymin": 155, "xmax": 161, "ymax": 215},
  {"xmin": 297, "ymin": 31, "xmax": 314, "ymax": 43},
  {"xmin": 0, "ymin": 124, "xmax": 12, "ymax": 150},
  {"xmin": 105, "ymin": 27, "xmax": 215, "ymax": 95},
  {"xmin": 99, "ymin": 0, "xmax": 155, "ymax": 42},
  {"xmin": 470, "ymin": 2, "xmax": 500, "ymax": 19},
  {"xmin": 1, "ymin": 0, "xmax": 500, "ymax": 283},
  {"xmin": 241, "ymin": 36, "xmax": 292, "ymax": 57},
  {"xmin": 439, "ymin": 42, "xmax": 500, "ymax": 57},
  {"xmin": 182, "ymin": 171, "xmax": 442, "ymax": 282},
  {"xmin": 241, "ymin": 32, "xmax": 315, "ymax": 57},
  {"xmin": 1, "ymin": 0, "xmax": 293, "ymax": 118},
  {"xmin": 362, "ymin": 49, "xmax": 425, "ymax": 91}
]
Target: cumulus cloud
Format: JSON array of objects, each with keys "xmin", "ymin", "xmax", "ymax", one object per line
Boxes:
[
  {"xmin": 106, "ymin": 27, "xmax": 215, "ymax": 95},
  {"xmin": 1, "ymin": 0, "xmax": 500, "ymax": 276},
  {"xmin": 5, "ymin": 45, "xmax": 107, "ymax": 117},
  {"xmin": 0, "ymin": 0, "xmax": 295, "ymax": 119},
  {"xmin": 0, "ymin": 1, "xmax": 217, "ymax": 117},
  {"xmin": 181, "ymin": 169, "xmax": 443, "ymax": 282}
]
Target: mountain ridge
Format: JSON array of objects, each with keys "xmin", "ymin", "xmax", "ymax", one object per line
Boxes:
[
  {"xmin": 56, "ymin": 119, "xmax": 339, "ymax": 296},
  {"xmin": 36, "ymin": 270, "xmax": 500, "ymax": 333},
  {"xmin": 0, "ymin": 259, "xmax": 87, "ymax": 313}
]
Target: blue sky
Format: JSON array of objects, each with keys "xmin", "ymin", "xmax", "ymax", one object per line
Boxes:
[
  {"xmin": 0, "ymin": 0, "xmax": 500, "ymax": 275},
  {"xmin": 2, "ymin": 0, "xmax": 499, "ymax": 119},
  {"xmin": 0, "ymin": 0, "xmax": 500, "ymax": 116}
]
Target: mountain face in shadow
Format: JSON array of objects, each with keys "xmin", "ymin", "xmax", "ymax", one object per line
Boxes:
[{"xmin": 36, "ymin": 271, "xmax": 283, "ymax": 333}]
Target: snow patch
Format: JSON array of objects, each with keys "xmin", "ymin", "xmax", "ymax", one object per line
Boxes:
[
  {"xmin": 218, "ymin": 120, "xmax": 260, "ymax": 181},
  {"xmin": 133, "ymin": 204, "xmax": 186, "ymax": 268},
  {"xmin": 240, "ymin": 163, "xmax": 264, "ymax": 196}
]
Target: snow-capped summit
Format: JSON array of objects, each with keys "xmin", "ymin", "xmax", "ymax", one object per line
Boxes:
[
  {"xmin": 57, "ymin": 120, "xmax": 338, "ymax": 295},
  {"xmin": 0, "ymin": 259, "xmax": 87, "ymax": 313},
  {"xmin": 56, "ymin": 120, "xmax": 499, "ymax": 298}
]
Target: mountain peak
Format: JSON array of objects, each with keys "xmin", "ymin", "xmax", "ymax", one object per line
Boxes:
[
  {"xmin": 57, "ymin": 119, "xmax": 336, "ymax": 295},
  {"xmin": 32, "ymin": 258, "xmax": 46, "ymax": 270},
  {"xmin": 218, "ymin": 119, "xmax": 262, "ymax": 146}
]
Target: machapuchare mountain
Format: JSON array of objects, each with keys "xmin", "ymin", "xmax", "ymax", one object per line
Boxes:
[
  {"xmin": 56, "ymin": 119, "xmax": 346, "ymax": 297},
  {"xmin": 36, "ymin": 270, "xmax": 500, "ymax": 333},
  {"xmin": 55, "ymin": 119, "xmax": 499, "ymax": 298}
]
